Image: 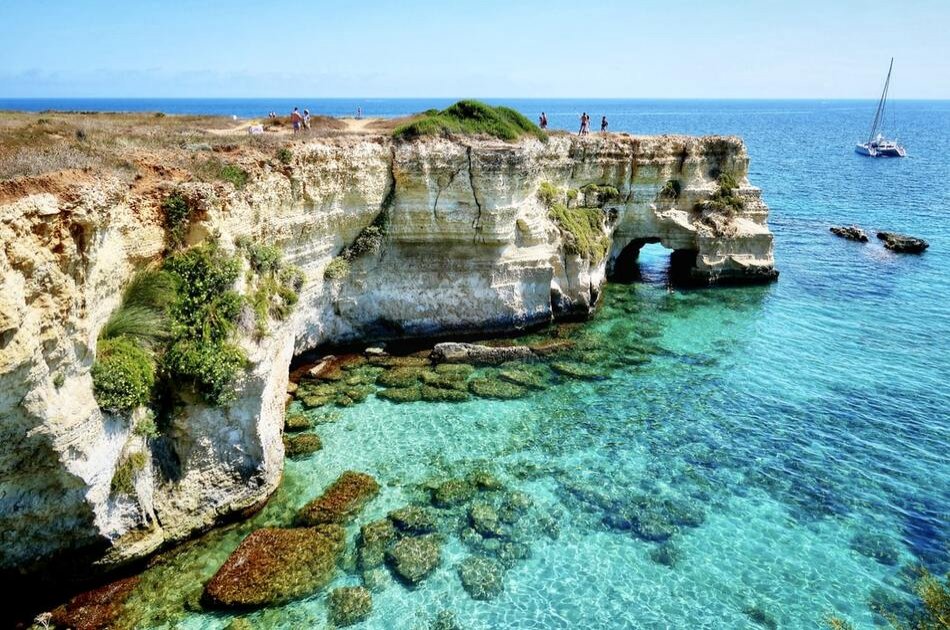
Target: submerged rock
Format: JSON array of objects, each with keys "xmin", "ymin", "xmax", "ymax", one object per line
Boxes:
[
  {"xmin": 283, "ymin": 432, "xmax": 322, "ymax": 458},
  {"xmin": 327, "ymin": 586, "xmax": 372, "ymax": 627},
  {"xmin": 297, "ymin": 471, "xmax": 380, "ymax": 525},
  {"xmin": 434, "ymin": 363, "xmax": 476, "ymax": 379},
  {"xmin": 466, "ymin": 469, "xmax": 504, "ymax": 491},
  {"xmin": 420, "ymin": 384, "xmax": 470, "ymax": 403},
  {"xmin": 830, "ymin": 225, "xmax": 869, "ymax": 242},
  {"xmin": 358, "ymin": 518, "xmax": 397, "ymax": 569},
  {"xmin": 203, "ymin": 526, "xmax": 344, "ymax": 608},
  {"xmin": 527, "ymin": 338, "xmax": 575, "ymax": 356},
  {"xmin": 432, "ymin": 479, "xmax": 475, "ymax": 507},
  {"xmin": 284, "ymin": 411, "xmax": 312, "ymax": 432},
  {"xmin": 387, "ymin": 535, "xmax": 442, "ymax": 584},
  {"xmin": 550, "ymin": 361, "xmax": 607, "ymax": 380},
  {"xmin": 649, "ymin": 541, "xmax": 682, "ymax": 567},
  {"xmin": 377, "ymin": 366, "xmax": 427, "ymax": 388},
  {"xmin": 498, "ymin": 365, "xmax": 549, "ymax": 390},
  {"xmin": 469, "ymin": 502, "xmax": 503, "ymax": 537},
  {"xmin": 377, "ymin": 386, "xmax": 423, "ymax": 403},
  {"xmin": 389, "ymin": 505, "xmax": 439, "ymax": 534},
  {"xmin": 850, "ymin": 531, "xmax": 900, "ymax": 566},
  {"xmin": 430, "ymin": 610, "xmax": 463, "ymax": 630},
  {"xmin": 50, "ymin": 575, "xmax": 139, "ymax": 630},
  {"xmin": 469, "ymin": 377, "xmax": 529, "ymax": 400},
  {"xmin": 431, "ymin": 342, "xmax": 535, "ymax": 366},
  {"xmin": 457, "ymin": 556, "xmax": 505, "ymax": 600},
  {"xmin": 877, "ymin": 231, "xmax": 929, "ymax": 253}
]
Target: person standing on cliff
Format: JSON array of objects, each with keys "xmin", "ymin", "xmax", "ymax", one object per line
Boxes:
[
  {"xmin": 303, "ymin": 109, "xmax": 312, "ymax": 131},
  {"xmin": 601, "ymin": 116, "xmax": 608, "ymax": 133},
  {"xmin": 578, "ymin": 112, "xmax": 587, "ymax": 136},
  {"xmin": 291, "ymin": 107, "xmax": 303, "ymax": 134},
  {"xmin": 539, "ymin": 112, "xmax": 548, "ymax": 129}
]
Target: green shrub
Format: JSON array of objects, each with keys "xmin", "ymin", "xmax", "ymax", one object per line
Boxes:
[
  {"xmin": 347, "ymin": 225, "xmax": 384, "ymax": 259},
  {"xmin": 324, "ymin": 257, "xmax": 350, "ymax": 280},
  {"xmin": 276, "ymin": 147, "xmax": 292, "ymax": 165},
  {"xmin": 393, "ymin": 100, "xmax": 547, "ymax": 142},
  {"xmin": 698, "ymin": 172, "xmax": 744, "ymax": 216},
  {"xmin": 162, "ymin": 244, "xmax": 247, "ymax": 404},
  {"xmin": 580, "ymin": 183, "xmax": 621, "ymax": 206},
  {"xmin": 219, "ymin": 164, "xmax": 248, "ymax": 189},
  {"xmin": 111, "ymin": 451, "xmax": 147, "ymax": 496},
  {"xmin": 548, "ymin": 204, "xmax": 610, "ymax": 262},
  {"xmin": 660, "ymin": 179, "xmax": 681, "ymax": 200},
  {"xmin": 566, "ymin": 188, "xmax": 579, "ymax": 205},
  {"xmin": 164, "ymin": 339, "xmax": 247, "ymax": 406},
  {"xmin": 92, "ymin": 337, "xmax": 156, "ymax": 413},
  {"xmin": 537, "ymin": 182, "xmax": 560, "ymax": 209},
  {"xmin": 133, "ymin": 411, "xmax": 160, "ymax": 439},
  {"xmin": 163, "ymin": 193, "xmax": 193, "ymax": 248},
  {"xmin": 246, "ymin": 243, "xmax": 282, "ymax": 273}
]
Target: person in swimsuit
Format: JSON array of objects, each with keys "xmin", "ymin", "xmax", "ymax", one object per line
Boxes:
[
  {"xmin": 291, "ymin": 107, "xmax": 302, "ymax": 134},
  {"xmin": 601, "ymin": 116, "xmax": 608, "ymax": 132},
  {"xmin": 579, "ymin": 112, "xmax": 587, "ymax": 136},
  {"xmin": 303, "ymin": 109, "xmax": 311, "ymax": 131},
  {"xmin": 539, "ymin": 112, "xmax": 548, "ymax": 129}
]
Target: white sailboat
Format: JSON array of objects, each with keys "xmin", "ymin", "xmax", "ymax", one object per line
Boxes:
[{"xmin": 856, "ymin": 58, "xmax": 906, "ymax": 157}]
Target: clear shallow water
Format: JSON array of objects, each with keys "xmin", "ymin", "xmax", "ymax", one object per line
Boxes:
[{"xmin": 42, "ymin": 99, "xmax": 946, "ymax": 629}]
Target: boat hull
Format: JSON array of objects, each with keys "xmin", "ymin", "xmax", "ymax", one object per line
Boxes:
[{"xmin": 855, "ymin": 143, "xmax": 906, "ymax": 158}]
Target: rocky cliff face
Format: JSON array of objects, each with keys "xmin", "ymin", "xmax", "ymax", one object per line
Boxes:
[{"xmin": 0, "ymin": 133, "xmax": 775, "ymax": 576}]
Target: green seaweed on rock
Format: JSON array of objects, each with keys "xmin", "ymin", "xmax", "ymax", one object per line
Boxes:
[{"xmin": 547, "ymin": 204, "xmax": 611, "ymax": 263}]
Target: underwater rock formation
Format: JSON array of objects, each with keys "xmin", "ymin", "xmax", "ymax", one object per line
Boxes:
[
  {"xmin": 0, "ymin": 132, "xmax": 775, "ymax": 577},
  {"xmin": 203, "ymin": 526, "xmax": 345, "ymax": 608},
  {"xmin": 297, "ymin": 471, "xmax": 380, "ymax": 525},
  {"xmin": 327, "ymin": 586, "xmax": 373, "ymax": 627},
  {"xmin": 387, "ymin": 535, "xmax": 442, "ymax": 585}
]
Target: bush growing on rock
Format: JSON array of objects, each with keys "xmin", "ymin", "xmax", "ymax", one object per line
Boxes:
[
  {"xmin": 547, "ymin": 204, "xmax": 610, "ymax": 263},
  {"xmin": 111, "ymin": 451, "xmax": 147, "ymax": 496},
  {"xmin": 276, "ymin": 147, "xmax": 292, "ymax": 165},
  {"xmin": 393, "ymin": 100, "xmax": 547, "ymax": 142},
  {"xmin": 162, "ymin": 192, "xmax": 194, "ymax": 249},
  {"xmin": 324, "ymin": 257, "xmax": 350, "ymax": 280},
  {"xmin": 92, "ymin": 337, "xmax": 156, "ymax": 413},
  {"xmin": 537, "ymin": 182, "xmax": 560, "ymax": 209}
]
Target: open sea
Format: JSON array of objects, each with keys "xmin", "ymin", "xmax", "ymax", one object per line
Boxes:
[{"xmin": 7, "ymin": 99, "xmax": 948, "ymax": 629}]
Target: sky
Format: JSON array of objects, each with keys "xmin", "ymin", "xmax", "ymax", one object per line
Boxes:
[{"xmin": 1, "ymin": 0, "xmax": 949, "ymax": 99}]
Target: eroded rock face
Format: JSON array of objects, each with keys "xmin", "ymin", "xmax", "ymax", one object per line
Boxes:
[{"xmin": 0, "ymin": 133, "xmax": 776, "ymax": 576}]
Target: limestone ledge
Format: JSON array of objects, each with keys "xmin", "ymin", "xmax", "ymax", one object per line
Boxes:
[{"xmin": 0, "ymin": 133, "xmax": 776, "ymax": 576}]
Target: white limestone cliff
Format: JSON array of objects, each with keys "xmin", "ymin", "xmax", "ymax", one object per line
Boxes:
[{"xmin": 0, "ymin": 133, "xmax": 776, "ymax": 576}]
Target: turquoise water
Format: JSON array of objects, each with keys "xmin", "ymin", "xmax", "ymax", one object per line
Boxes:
[{"xmin": 102, "ymin": 100, "xmax": 950, "ymax": 629}]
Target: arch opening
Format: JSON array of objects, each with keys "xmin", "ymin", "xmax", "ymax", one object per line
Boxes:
[{"xmin": 608, "ymin": 238, "xmax": 699, "ymax": 286}]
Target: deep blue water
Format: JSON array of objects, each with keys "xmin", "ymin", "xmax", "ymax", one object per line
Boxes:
[{"xmin": 14, "ymin": 99, "xmax": 946, "ymax": 628}]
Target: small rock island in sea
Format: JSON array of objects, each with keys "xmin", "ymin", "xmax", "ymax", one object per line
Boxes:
[{"xmin": 0, "ymin": 101, "xmax": 778, "ymax": 624}]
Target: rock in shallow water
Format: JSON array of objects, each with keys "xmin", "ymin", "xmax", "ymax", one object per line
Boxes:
[
  {"xmin": 297, "ymin": 471, "xmax": 380, "ymax": 525},
  {"xmin": 830, "ymin": 225, "xmax": 869, "ymax": 242},
  {"xmin": 877, "ymin": 231, "xmax": 929, "ymax": 253},
  {"xmin": 457, "ymin": 556, "xmax": 505, "ymax": 600},
  {"xmin": 389, "ymin": 505, "xmax": 439, "ymax": 534},
  {"xmin": 387, "ymin": 535, "xmax": 442, "ymax": 584},
  {"xmin": 358, "ymin": 518, "xmax": 397, "ymax": 569},
  {"xmin": 50, "ymin": 575, "xmax": 139, "ymax": 630},
  {"xmin": 203, "ymin": 526, "xmax": 345, "ymax": 608},
  {"xmin": 327, "ymin": 586, "xmax": 372, "ymax": 626},
  {"xmin": 282, "ymin": 432, "xmax": 322, "ymax": 457},
  {"xmin": 431, "ymin": 342, "xmax": 535, "ymax": 366}
]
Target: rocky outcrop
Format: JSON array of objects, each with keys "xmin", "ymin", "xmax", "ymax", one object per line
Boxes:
[
  {"xmin": 877, "ymin": 231, "xmax": 929, "ymax": 253},
  {"xmin": 830, "ymin": 225, "xmax": 869, "ymax": 242},
  {"xmin": 0, "ymin": 133, "xmax": 776, "ymax": 578}
]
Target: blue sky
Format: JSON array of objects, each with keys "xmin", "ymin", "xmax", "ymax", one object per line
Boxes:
[{"xmin": 1, "ymin": 0, "xmax": 948, "ymax": 98}]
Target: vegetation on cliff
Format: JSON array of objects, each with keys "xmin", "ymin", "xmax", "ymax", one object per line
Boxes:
[
  {"xmin": 537, "ymin": 182, "xmax": 612, "ymax": 263},
  {"xmin": 393, "ymin": 100, "xmax": 546, "ymax": 142},
  {"xmin": 91, "ymin": 337, "xmax": 156, "ymax": 413}
]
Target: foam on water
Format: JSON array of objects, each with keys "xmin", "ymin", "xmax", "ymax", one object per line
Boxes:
[{"xmin": 108, "ymin": 100, "xmax": 948, "ymax": 629}]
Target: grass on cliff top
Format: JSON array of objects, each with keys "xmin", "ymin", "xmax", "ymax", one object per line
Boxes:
[{"xmin": 393, "ymin": 100, "xmax": 547, "ymax": 142}]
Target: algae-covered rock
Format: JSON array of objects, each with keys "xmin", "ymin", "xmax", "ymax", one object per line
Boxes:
[
  {"xmin": 50, "ymin": 575, "xmax": 139, "ymax": 630},
  {"xmin": 420, "ymin": 370, "xmax": 469, "ymax": 391},
  {"xmin": 420, "ymin": 385, "xmax": 470, "ymax": 403},
  {"xmin": 376, "ymin": 366, "xmax": 427, "ymax": 388},
  {"xmin": 469, "ymin": 377, "xmax": 528, "ymax": 400},
  {"xmin": 466, "ymin": 469, "xmax": 504, "ymax": 491},
  {"xmin": 432, "ymin": 479, "xmax": 475, "ymax": 507},
  {"xmin": 431, "ymin": 342, "xmax": 535, "ymax": 365},
  {"xmin": 457, "ymin": 556, "xmax": 505, "ymax": 600},
  {"xmin": 469, "ymin": 502, "xmax": 503, "ymax": 538},
  {"xmin": 298, "ymin": 471, "xmax": 380, "ymax": 525},
  {"xmin": 377, "ymin": 386, "xmax": 423, "ymax": 403},
  {"xmin": 550, "ymin": 361, "xmax": 607, "ymax": 380},
  {"xmin": 327, "ymin": 586, "xmax": 372, "ymax": 627},
  {"xmin": 434, "ymin": 363, "xmax": 475, "ymax": 379},
  {"xmin": 368, "ymin": 354, "xmax": 430, "ymax": 368},
  {"xmin": 283, "ymin": 432, "xmax": 322, "ymax": 458},
  {"xmin": 527, "ymin": 338, "xmax": 575, "ymax": 356},
  {"xmin": 497, "ymin": 541, "xmax": 531, "ymax": 568},
  {"xmin": 284, "ymin": 411, "xmax": 312, "ymax": 432},
  {"xmin": 358, "ymin": 518, "xmax": 397, "ymax": 569},
  {"xmin": 498, "ymin": 366, "xmax": 549, "ymax": 390},
  {"xmin": 850, "ymin": 531, "xmax": 900, "ymax": 566},
  {"xmin": 430, "ymin": 610, "xmax": 462, "ymax": 630},
  {"xmin": 389, "ymin": 505, "xmax": 439, "ymax": 535},
  {"xmin": 387, "ymin": 535, "xmax": 442, "ymax": 584},
  {"xmin": 498, "ymin": 491, "xmax": 533, "ymax": 523},
  {"xmin": 649, "ymin": 541, "xmax": 681, "ymax": 567},
  {"xmin": 203, "ymin": 526, "xmax": 345, "ymax": 608}
]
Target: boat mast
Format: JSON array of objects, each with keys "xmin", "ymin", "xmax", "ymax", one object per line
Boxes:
[{"xmin": 867, "ymin": 58, "xmax": 894, "ymax": 145}]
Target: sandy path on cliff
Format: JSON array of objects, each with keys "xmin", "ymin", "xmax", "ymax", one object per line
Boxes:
[{"xmin": 205, "ymin": 117, "xmax": 385, "ymax": 136}]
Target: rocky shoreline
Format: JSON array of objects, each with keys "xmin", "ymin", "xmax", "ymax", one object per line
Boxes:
[{"xmin": 0, "ymin": 128, "xmax": 777, "ymax": 613}]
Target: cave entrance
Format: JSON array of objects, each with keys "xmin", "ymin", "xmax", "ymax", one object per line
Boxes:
[{"xmin": 609, "ymin": 238, "xmax": 698, "ymax": 286}]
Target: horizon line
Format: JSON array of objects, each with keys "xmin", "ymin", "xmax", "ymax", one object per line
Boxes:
[{"xmin": 3, "ymin": 96, "xmax": 950, "ymax": 102}]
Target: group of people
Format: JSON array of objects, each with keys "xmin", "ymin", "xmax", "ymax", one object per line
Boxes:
[
  {"xmin": 290, "ymin": 107, "xmax": 312, "ymax": 133},
  {"xmin": 537, "ymin": 111, "xmax": 609, "ymax": 135}
]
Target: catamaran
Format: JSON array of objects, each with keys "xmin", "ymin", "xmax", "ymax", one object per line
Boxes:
[{"xmin": 856, "ymin": 58, "xmax": 906, "ymax": 157}]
